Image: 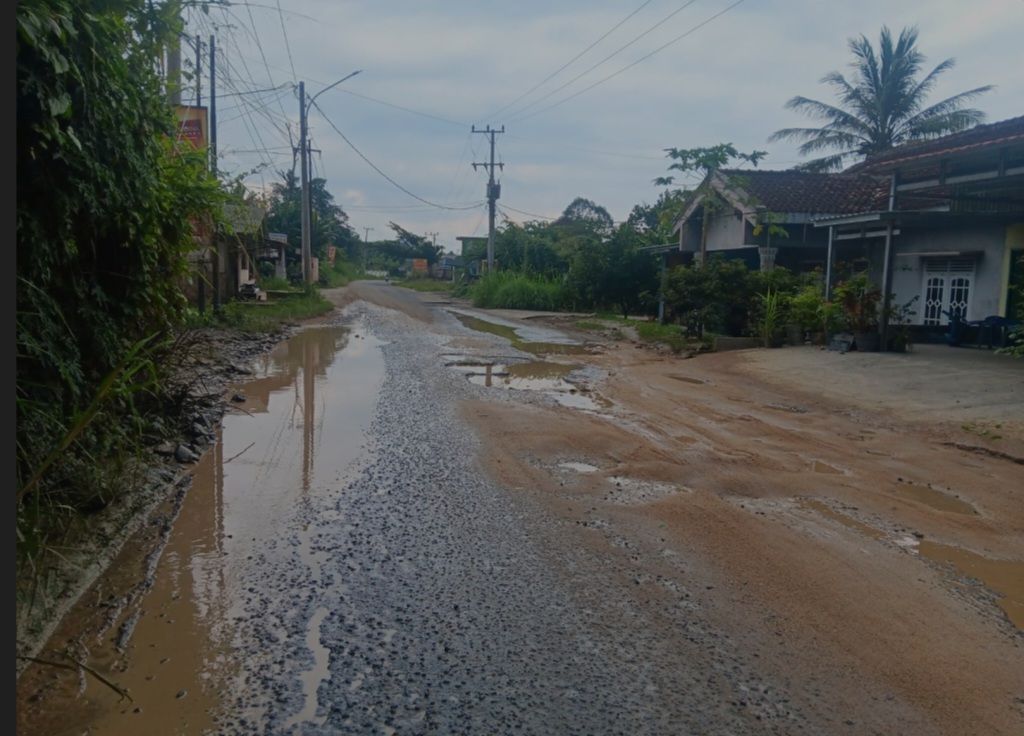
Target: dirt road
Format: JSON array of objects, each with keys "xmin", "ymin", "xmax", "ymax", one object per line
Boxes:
[
  {"xmin": 347, "ymin": 282, "xmax": 1024, "ymax": 733},
  {"xmin": 16, "ymin": 283, "xmax": 1023, "ymax": 735},
  {"xmin": 385, "ymin": 284, "xmax": 1024, "ymax": 734}
]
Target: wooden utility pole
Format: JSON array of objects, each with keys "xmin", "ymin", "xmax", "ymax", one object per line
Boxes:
[{"xmin": 472, "ymin": 125, "xmax": 504, "ymax": 273}]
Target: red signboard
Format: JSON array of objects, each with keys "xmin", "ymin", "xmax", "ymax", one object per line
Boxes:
[{"xmin": 174, "ymin": 105, "xmax": 208, "ymax": 152}]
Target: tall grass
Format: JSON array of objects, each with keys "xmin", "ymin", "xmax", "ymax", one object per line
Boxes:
[{"xmin": 470, "ymin": 272, "xmax": 568, "ymax": 310}]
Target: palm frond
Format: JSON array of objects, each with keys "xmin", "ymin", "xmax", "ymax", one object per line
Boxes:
[
  {"xmin": 793, "ymin": 153, "xmax": 850, "ymax": 173},
  {"xmin": 771, "ymin": 23, "xmax": 994, "ymax": 170}
]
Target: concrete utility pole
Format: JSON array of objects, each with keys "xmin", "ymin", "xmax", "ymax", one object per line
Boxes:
[
  {"xmin": 472, "ymin": 125, "xmax": 504, "ymax": 274},
  {"xmin": 299, "ymin": 71, "xmax": 362, "ymax": 285},
  {"xmin": 210, "ymin": 35, "xmax": 220, "ymax": 314},
  {"xmin": 363, "ymin": 227, "xmax": 373, "ymax": 272},
  {"xmin": 426, "ymin": 232, "xmax": 438, "ymax": 248},
  {"xmin": 299, "ymin": 81, "xmax": 311, "ymax": 285}
]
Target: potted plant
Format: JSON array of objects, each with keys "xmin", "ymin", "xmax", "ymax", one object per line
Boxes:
[
  {"xmin": 833, "ymin": 273, "xmax": 883, "ymax": 351},
  {"xmin": 886, "ymin": 295, "xmax": 919, "ymax": 352}
]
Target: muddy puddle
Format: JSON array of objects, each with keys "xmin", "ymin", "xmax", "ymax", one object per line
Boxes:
[
  {"xmin": 795, "ymin": 498, "xmax": 1021, "ymax": 630},
  {"xmin": 917, "ymin": 541, "xmax": 1024, "ymax": 631},
  {"xmin": 446, "ymin": 355, "xmax": 610, "ymax": 411},
  {"xmin": 797, "ymin": 498, "xmax": 886, "ymax": 540},
  {"xmin": 559, "ymin": 461, "xmax": 600, "ymax": 473},
  {"xmin": 889, "ymin": 482, "xmax": 978, "ymax": 515},
  {"xmin": 451, "ymin": 311, "xmax": 591, "ymax": 355},
  {"xmin": 668, "ymin": 375, "xmax": 706, "ymax": 385},
  {"xmin": 810, "ymin": 460, "xmax": 845, "ymax": 474},
  {"xmin": 16, "ymin": 325, "xmax": 384, "ymax": 735}
]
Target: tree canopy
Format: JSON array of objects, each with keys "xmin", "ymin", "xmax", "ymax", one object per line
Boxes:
[
  {"xmin": 264, "ymin": 169, "xmax": 358, "ymax": 269},
  {"xmin": 768, "ymin": 25, "xmax": 993, "ymax": 172}
]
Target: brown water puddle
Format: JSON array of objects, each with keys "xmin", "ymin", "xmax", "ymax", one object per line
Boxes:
[
  {"xmin": 918, "ymin": 541, "xmax": 1024, "ymax": 631},
  {"xmin": 797, "ymin": 498, "xmax": 886, "ymax": 540},
  {"xmin": 811, "ymin": 461, "xmax": 844, "ymax": 474},
  {"xmin": 453, "ymin": 313, "xmax": 591, "ymax": 355},
  {"xmin": 890, "ymin": 482, "xmax": 978, "ymax": 515},
  {"xmin": 668, "ymin": 375, "xmax": 705, "ymax": 385},
  {"xmin": 15, "ymin": 437, "xmax": 236, "ymax": 736},
  {"xmin": 17, "ymin": 325, "xmax": 384, "ymax": 735}
]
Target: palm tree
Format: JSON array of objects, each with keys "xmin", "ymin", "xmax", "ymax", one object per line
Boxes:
[{"xmin": 768, "ymin": 26, "xmax": 993, "ymax": 172}]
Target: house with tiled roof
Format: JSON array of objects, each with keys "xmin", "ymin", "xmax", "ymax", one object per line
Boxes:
[
  {"xmin": 671, "ymin": 169, "xmax": 887, "ymax": 272},
  {"xmin": 671, "ymin": 116, "xmax": 1024, "ymax": 349},
  {"xmin": 814, "ymin": 115, "xmax": 1024, "ymax": 344}
]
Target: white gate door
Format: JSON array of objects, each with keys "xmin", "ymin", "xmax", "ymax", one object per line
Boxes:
[{"xmin": 922, "ymin": 258, "xmax": 975, "ymax": 325}]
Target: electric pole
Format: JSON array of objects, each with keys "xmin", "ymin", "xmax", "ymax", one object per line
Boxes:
[
  {"xmin": 363, "ymin": 227, "xmax": 373, "ymax": 272},
  {"xmin": 299, "ymin": 81, "xmax": 311, "ymax": 285},
  {"xmin": 472, "ymin": 125, "xmax": 504, "ymax": 274},
  {"xmin": 299, "ymin": 71, "xmax": 362, "ymax": 286},
  {"xmin": 210, "ymin": 35, "xmax": 220, "ymax": 313},
  {"xmin": 426, "ymin": 232, "xmax": 438, "ymax": 248}
]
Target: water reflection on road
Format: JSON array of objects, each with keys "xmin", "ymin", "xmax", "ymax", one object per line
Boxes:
[{"xmin": 15, "ymin": 324, "xmax": 385, "ymax": 736}]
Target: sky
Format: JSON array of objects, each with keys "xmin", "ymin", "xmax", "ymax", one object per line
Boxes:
[{"xmin": 180, "ymin": 0, "xmax": 1024, "ymax": 254}]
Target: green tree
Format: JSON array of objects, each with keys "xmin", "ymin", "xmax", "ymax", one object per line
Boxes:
[
  {"xmin": 562, "ymin": 223, "xmax": 659, "ymax": 318},
  {"xmin": 555, "ymin": 197, "xmax": 615, "ymax": 236},
  {"xmin": 768, "ymin": 25, "xmax": 993, "ymax": 172},
  {"xmin": 265, "ymin": 169, "xmax": 358, "ymax": 275},
  {"xmin": 627, "ymin": 189, "xmax": 689, "ymax": 243},
  {"xmin": 494, "ymin": 220, "xmax": 563, "ymax": 276}
]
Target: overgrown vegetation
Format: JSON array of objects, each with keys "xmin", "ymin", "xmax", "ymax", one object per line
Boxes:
[
  {"xmin": 17, "ymin": 0, "xmax": 225, "ymax": 594},
  {"xmin": 469, "ymin": 272, "xmax": 569, "ymax": 311},
  {"xmin": 398, "ymin": 279, "xmax": 457, "ymax": 293}
]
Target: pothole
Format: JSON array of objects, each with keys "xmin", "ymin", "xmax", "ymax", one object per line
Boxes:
[
  {"xmin": 796, "ymin": 498, "xmax": 885, "ymax": 540},
  {"xmin": 449, "ymin": 358, "xmax": 611, "ymax": 411},
  {"xmin": 668, "ymin": 375, "xmax": 706, "ymax": 385},
  {"xmin": 916, "ymin": 541, "xmax": 1024, "ymax": 631},
  {"xmin": 558, "ymin": 462, "xmax": 600, "ymax": 473},
  {"xmin": 890, "ymin": 481, "xmax": 978, "ymax": 515},
  {"xmin": 810, "ymin": 460, "xmax": 845, "ymax": 474},
  {"xmin": 604, "ymin": 476, "xmax": 687, "ymax": 505}
]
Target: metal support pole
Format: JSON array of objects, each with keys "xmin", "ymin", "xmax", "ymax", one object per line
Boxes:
[
  {"xmin": 825, "ymin": 226, "xmax": 834, "ymax": 301},
  {"xmin": 658, "ymin": 253, "xmax": 667, "ymax": 324},
  {"xmin": 880, "ymin": 220, "xmax": 895, "ymax": 350}
]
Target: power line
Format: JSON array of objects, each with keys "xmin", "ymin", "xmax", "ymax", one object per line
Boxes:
[
  {"xmin": 504, "ymin": 133, "xmax": 665, "ymax": 161},
  {"xmin": 310, "ymin": 100, "xmax": 487, "ymax": 211},
  {"xmin": 217, "ymin": 82, "xmax": 292, "ymax": 98},
  {"xmin": 504, "ymin": 0, "xmax": 700, "ymax": 122},
  {"xmin": 511, "ymin": 0, "xmax": 750, "ymax": 123},
  {"xmin": 498, "ymin": 204, "xmax": 558, "ymax": 221},
  {"xmin": 275, "ymin": 0, "xmax": 297, "ymax": 83},
  {"xmin": 485, "ymin": 0, "xmax": 654, "ymax": 120},
  {"xmin": 338, "ymin": 88, "xmax": 468, "ymax": 128}
]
